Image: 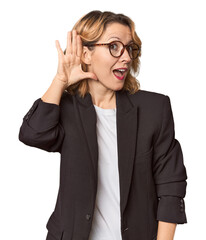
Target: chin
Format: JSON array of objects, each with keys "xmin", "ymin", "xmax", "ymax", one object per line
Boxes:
[
  {"xmin": 112, "ymin": 84, "xmax": 124, "ymax": 91},
  {"xmin": 100, "ymin": 79, "xmax": 125, "ymax": 91}
]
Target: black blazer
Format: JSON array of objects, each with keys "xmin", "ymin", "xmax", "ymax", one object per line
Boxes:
[{"xmin": 18, "ymin": 89, "xmax": 187, "ymax": 240}]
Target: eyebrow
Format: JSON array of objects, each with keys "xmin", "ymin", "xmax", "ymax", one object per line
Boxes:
[
  {"xmin": 108, "ymin": 36, "xmax": 121, "ymax": 41},
  {"xmin": 108, "ymin": 36, "xmax": 133, "ymax": 44}
]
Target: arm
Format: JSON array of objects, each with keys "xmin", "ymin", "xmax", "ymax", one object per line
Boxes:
[
  {"xmin": 157, "ymin": 221, "xmax": 177, "ymax": 240},
  {"xmin": 41, "ymin": 76, "xmax": 66, "ymax": 105},
  {"xmin": 153, "ymin": 96, "xmax": 188, "ymax": 225},
  {"xmin": 19, "ymin": 30, "xmax": 97, "ymax": 152},
  {"xmin": 18, "ymin": 78, "xmax": 66, "ymax": 153}
]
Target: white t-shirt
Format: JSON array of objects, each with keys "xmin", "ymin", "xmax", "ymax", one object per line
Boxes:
[{"xmin": 88, "ymin": 104, "xmax": 122, "ymax": 240}]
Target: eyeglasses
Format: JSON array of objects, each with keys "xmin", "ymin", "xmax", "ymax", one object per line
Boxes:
[{"xmin": 84, "ymin": 40, "xmax": 141, "ymax": 60}]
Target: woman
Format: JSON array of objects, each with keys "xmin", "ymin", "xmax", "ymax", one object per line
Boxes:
[{"xmin": 18, "ymin": 10, "xmax": 187, "ymax": 240}]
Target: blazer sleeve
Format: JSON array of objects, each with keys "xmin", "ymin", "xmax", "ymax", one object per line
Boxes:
[
  {"xmin": 18, "ymin": 98, "xmax": 65, "ymax": 153},
  {"xmin": 153, "ymin": 95, "xmax": 188, "ymax": 224}
]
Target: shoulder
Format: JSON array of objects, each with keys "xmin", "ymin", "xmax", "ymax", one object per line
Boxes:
[
  {"xmin": 127, "ymin": 89, "xmax": 172, "ymax": 121},
  {"xmin": 128, "ymin": 89, "xmax": 168, "ymax": 101},
  {"xmin": 127, "ymin": 89, "xmax": 170, "ymax": 108},
  {"xmin": 59, "ymin": 90, "xmax": 74, "ymax": 105}
]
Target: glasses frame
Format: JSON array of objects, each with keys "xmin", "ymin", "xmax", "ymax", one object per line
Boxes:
[{"xmin": 84, "ymin": 40, "xmax": 141, "ymax": 60}]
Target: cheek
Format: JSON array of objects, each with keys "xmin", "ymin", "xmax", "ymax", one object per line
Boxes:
[
  {"xmin": 92, "ymin": 58, "xmax": 115, "ymax": 77},
  {"xmin": 97, "ymin": 63, "xmax": 114, "ymax": 79},
  {"xmin": 90, "ymin": 49, "xmax": 120, "ymax": 79}
]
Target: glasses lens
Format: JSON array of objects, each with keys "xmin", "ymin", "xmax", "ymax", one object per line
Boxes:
[
  {"xmin": 127, "ymin": 43, "xmax": 140, "ymax": 59},
  {"xmin": 109, "ymin": 41, "xmax": 140, "ymax": 59},
  {"xmin": 109, "ymin": 41, "xmax": 123, "ymax": 57}
]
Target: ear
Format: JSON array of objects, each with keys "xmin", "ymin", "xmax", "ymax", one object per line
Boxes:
[{"xmin": 81, "ymin": 46, "xmax": 92, "ymax": 65}]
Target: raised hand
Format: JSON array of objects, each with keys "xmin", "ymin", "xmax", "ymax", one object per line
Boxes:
[{"xmin": 54, "ymin": 30, "xmax": 98, "ymax": 88}]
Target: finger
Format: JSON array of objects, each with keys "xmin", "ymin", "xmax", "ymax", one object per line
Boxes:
[
  {"xmin": 72, "ymin": 30, "xmax": 77, "ymax": 55},
  {"xmin": 55, "ymin": 40, "xmax": 64, "ymax": 58},
  {"xmin": 77, "ymin": 35, "xmax": 82, "ymax": 57},
  {"xmin": 66, "ymin": 31, "xmax": 72, "ymax": 54}
]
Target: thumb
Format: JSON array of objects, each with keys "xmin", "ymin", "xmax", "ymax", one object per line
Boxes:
[{"xmin": 83, "ymin": 72, "xmax": 98, "ymax": 81}]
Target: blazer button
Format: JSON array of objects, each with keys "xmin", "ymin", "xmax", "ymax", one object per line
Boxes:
[
  {"xmin": 123, "ymin": 227, "xmax": 129, "ymax": 232},
  {"xmin": 86, "ymin": 214, "xmax": 91, "ymax": 220}
]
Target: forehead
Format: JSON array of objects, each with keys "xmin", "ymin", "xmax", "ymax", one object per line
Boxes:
[{"xmin": 100, "ymin": 23, "xmax": 132, "ymax": 42}]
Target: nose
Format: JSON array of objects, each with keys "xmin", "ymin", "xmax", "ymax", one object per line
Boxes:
[{"xmin": 119, "ymin": 47, "xmax": 131, "ymax": 63}]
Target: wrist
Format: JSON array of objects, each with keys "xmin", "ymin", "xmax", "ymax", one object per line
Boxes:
[{"xmin": 52, "ymin": 76, "xmax": 67, "ymax": 91}]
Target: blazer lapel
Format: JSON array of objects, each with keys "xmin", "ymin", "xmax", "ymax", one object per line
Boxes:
[
  {"xmin": 116, "ymin": 90, "xmax": 138, "ymax": 215},
  {"xmin": 75, "ymin": 91, "xmax": 99, "ymax": 189},
  {"xmin": 76, "ymin": 90, "xmax": 138, "ymax": 216}
]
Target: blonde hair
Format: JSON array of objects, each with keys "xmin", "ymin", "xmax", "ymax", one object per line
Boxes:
[{"xmin": 65, "ymin": 10, "xmax": 142, "ymax": 98}]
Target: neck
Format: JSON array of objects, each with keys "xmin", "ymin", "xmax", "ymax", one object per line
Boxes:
[{"xmin": 88, "ymin": 79, "xmax": 116, "ymax": 109}]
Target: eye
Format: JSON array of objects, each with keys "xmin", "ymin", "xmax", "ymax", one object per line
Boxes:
[
  {"xmin": 127, "ymin": 45, "xmax": 133, "ymax": 52},
  {"xmin": 110, "ymin": 43, "xmax": 118, "ymax": 51}
]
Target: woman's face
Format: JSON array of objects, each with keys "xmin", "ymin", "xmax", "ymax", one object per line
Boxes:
[{"xmin": 86, "ymin": 22, "xmax": 133, "ymax": 91}]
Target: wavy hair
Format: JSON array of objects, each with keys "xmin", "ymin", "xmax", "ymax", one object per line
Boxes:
[{"xmin": 64, "ymin": 10, "xmax": 142, "ymax": 98}]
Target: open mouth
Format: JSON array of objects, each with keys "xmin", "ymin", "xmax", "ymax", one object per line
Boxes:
[{"xmin": 113, "ymin": 68, "xmax": 127, "ymax": 80}]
